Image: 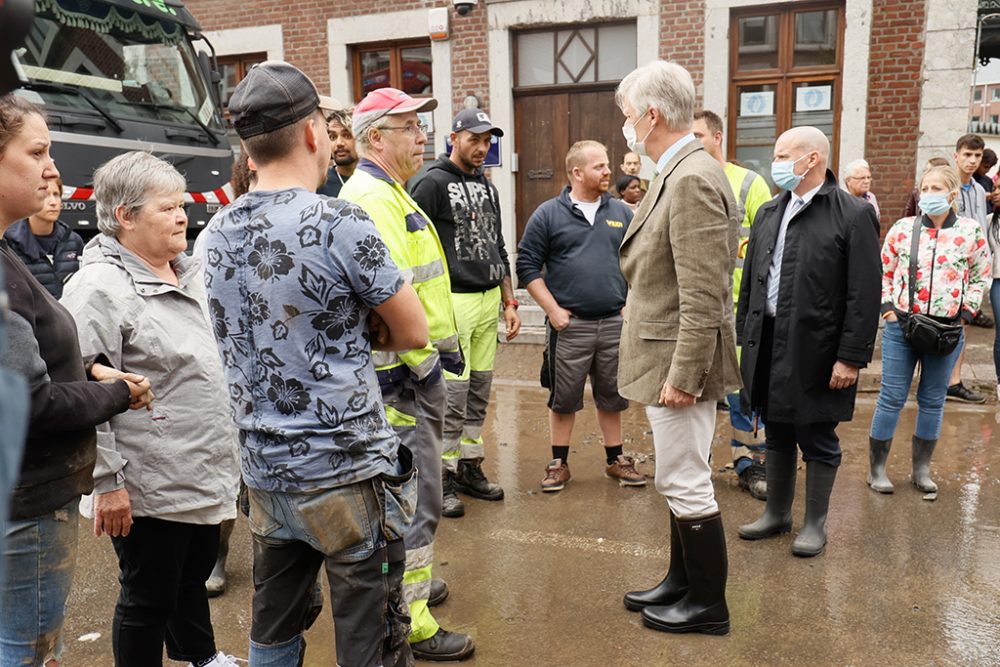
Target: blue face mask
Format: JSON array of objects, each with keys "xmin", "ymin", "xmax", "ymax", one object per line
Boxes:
[
  {"xmin": 919, "ymin": 193, "xmax": 952, "ymax": 216},
  {"xmin": 771, "ymin": 153, "xmax": 810, "ymax": 191}
]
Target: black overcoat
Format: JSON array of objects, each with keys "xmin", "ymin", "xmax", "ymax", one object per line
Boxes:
[{"xmin": 736, "ymin": 170, "xmax": 881, "ymax": 424}]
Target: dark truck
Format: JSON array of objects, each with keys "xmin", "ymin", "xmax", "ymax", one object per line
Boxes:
[{"xmin": 12, "ymin": 0, "xmax": 233, "ymax": 239}]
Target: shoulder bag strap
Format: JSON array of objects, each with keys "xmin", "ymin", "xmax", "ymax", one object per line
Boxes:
[{"xmin": 908, "ymin": 216, "xmax": 923, "ymax": 315}]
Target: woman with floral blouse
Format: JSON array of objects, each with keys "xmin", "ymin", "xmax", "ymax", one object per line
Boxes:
[{"xmin": 868, "ymin": 165, "xmax": 991, "ymax": 496}]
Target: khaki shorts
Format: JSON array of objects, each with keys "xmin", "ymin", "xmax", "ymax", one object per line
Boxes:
[{"xmin": 540, "ymin": 314, "xmax": 629, "ymax": 414}]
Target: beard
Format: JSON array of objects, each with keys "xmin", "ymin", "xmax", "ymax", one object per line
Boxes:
[{"xmin": 334, "ymin": 153, "xmax": 358, "ymax": 168}]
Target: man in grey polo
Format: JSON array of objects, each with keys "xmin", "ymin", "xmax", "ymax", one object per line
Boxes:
[{"xmin": 517, "ymin": 140, "xmax": 642, "ymax": 493}]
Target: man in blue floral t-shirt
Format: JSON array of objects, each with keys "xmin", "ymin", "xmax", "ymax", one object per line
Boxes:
[{"xmin": 200, "ymin": 61, "xmax": 428, "ymax": 667}]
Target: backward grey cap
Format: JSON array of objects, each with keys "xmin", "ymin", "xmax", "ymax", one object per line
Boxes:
[{"xmin": 228, "ymin": 61, "xmax": 320, "ymax": 139}]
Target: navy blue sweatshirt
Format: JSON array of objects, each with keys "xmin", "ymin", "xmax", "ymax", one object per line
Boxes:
[{"xmin": 516, "ymin": 187, "xmax": 631, "ymax": 320}]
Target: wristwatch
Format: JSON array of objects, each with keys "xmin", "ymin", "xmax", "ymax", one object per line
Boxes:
[{"xmin": 503, "ymin": 299, "xmax": 519, "ymax": 310}]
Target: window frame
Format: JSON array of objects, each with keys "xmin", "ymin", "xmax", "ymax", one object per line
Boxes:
[
  {"xmin": 727, "ymin": 2, "xmax": 845, "ymax": 173},
  {"xmin": 350, "ymin": 38, "xmax": 433, "ymax": 103},
  {"xmin": 512, "ymin": 20, "xmax": 637, "ymax": 92},
  {"xmin": 217, "ymin": 52, "xmax": 268, "ymax": 117}
]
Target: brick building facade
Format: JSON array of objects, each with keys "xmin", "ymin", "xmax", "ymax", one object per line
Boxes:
[{"xmin": 184, "ymin": 0, "xmax": 978, "ymax": 252}]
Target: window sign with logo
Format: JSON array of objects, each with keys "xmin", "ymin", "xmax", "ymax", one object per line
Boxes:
[
  {"xmin": 740, "ymin": 91, "xmax": 774, "ymax": 117},
  {"xmin": 417, "ymin": 111, "xmax": 434, "ymax": 134},
  {"xmin": 795, "ymin": 84, "xmax": 832, "ymax": 112}
]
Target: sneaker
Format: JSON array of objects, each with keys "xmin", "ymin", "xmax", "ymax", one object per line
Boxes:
[
  {"xmin": 737, "ymin": 455, "xmax": 767, "ymax": 501},
  {"xmin": 605, "ymin": 455, "xmax": 647, "ymax": 487},
  {"xmin": 428, "ymin": 578, "xmax": 449, "ymax": 607},
  {"xmin": 972, "ymin": 310, "xmax": 995, "ymax": 328},
  {"xmin": 191, "ymin": 652, "xmax": 240, "ymax": 667},
  {"xmin": 410, "ymin": 627, "xmax": 475, "ymax": 661},
  {"xmin": 441, "ymin": 470, "xmax": 465, "ymax": 518},
  {"xmin": 454, "ymin": 458, "xmax": 504, "ymax": 500},
  {"xmin": 946, "ymin": 382, "xmax": 987, "ymax": 404},
  {"xmin": 541, "ymin": 459, "xmax": 571, "ymax": 492}
]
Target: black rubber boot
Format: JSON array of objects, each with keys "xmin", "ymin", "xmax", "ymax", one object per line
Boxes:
[
  {"xmin": 624, "ymin": 513, "xmax": 688, "ymax": 611},
  {"xmin": 640, "ymin": 513, "xmax": 729, "ymax": 636},
  {"xmin": 911, "ymin": 435, "xmax": 938, "ymax": 493},
  {"xmin": 206, "ymin": 518, "xmax": 234, "ymax": 597},
  {"xmin": 867, "ymin": 437, "xmax": 894, "ymax": 494},
  {"xmin": 790, "ymin": 461, "xmax": 837, "ymax": 557},
  {"xmin": 738, "ymin": 447, "xmax": 796, "ymax": 540}
]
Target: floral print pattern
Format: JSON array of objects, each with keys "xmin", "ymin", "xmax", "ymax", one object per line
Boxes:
[
  {"xmin": 881, "ymin": 215, "xmax": 991, "ymax": 321},
  {"xmin": 201, "ymin": 188, "xmax": 405, "ymax": 492}
]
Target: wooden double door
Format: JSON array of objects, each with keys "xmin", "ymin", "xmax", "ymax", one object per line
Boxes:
[{"xmin": 513, "ymin": 84, "xmax": 626, "ymax": 242}]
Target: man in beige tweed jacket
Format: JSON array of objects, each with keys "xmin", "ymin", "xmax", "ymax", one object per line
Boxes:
[{"xmin": 615, "ymin": 61, "xmax": 741, "ymax": 637}]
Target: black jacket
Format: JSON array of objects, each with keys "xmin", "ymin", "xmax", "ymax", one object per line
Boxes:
[
  {"xmin": 1, "ymin": 241, "xmax": 130, "ymax": 520},
  {"xmin": 3, "ymin": 219, "xmax": 83, "ymax": 299},
  {"xmin": 736, "ymin": 171, "xmax": 881, "ymax": 424},
  {"xmin": 410, "ymin": 155, "xmax": 510, "ymax": 292}
]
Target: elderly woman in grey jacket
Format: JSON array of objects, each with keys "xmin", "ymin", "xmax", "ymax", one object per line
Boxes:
[{"xmin": 61, "ymin": 152, "xmax": 240, "ymax": 667}]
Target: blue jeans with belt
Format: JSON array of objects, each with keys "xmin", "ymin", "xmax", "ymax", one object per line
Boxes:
[
  {"xmin": 0, "ymin": 499, "xmax": 79, "ymax": 665},
  {"xmin": 870, "ymin": 319, "xmax": 963, "ymax": 441}
]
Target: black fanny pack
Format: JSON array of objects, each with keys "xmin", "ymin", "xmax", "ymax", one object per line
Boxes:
[{"xmin": 901, "ymin": 216, "xmax": 962, "ymax": 357}]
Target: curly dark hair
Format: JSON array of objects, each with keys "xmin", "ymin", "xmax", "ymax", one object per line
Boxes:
[
  {"xmin": 230, "ymin": 151, "xmax": 257, "ymax": 198},
  {"xmin": 616, "ymin": 174, "xmax": 640, "ymax": 198}
]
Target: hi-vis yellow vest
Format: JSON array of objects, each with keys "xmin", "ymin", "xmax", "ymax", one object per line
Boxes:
[{"xmin": 340, "ymin": 161, "xmax": 462, "ymax": 385}]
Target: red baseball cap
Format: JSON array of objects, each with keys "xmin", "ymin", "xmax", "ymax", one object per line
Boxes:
[{"xmin": 352, "ymin": 87, "xmax": 438, "ymax": 136}]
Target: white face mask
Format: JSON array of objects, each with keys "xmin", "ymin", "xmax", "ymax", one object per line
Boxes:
[{"xmin": 622, "ymin": 113, "xmax": 653, "ymax": 157}]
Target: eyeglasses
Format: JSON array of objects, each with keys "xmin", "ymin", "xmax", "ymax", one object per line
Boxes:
[{"xmin": 380, "ymin": 124, "xmax": 428, "ymax": 137}]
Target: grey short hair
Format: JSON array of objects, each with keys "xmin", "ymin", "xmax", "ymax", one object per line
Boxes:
[
  {"xmin": 615, "ymin": 61, "xmax": 695, "ymax": 132},
  {"xmin": 354, "ymin": 116, "xmax": 391, "ymax": 155},
  {"xmin": 94, "ymin": 152, "xmax": 186, "ymax": 236},
  {"xmin": 843, "ymin": 158, "xmax": 871, "ymax": 184}
]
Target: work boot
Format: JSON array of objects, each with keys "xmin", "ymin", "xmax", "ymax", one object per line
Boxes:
[
  {"xmin": 737, "ymin": 450, "xmax": 767, "ymax": 500},
  {"xmin": 790, "ymin": 461, "xmax": 838, "ymax": 557},
  {"xmin": 867, "ymin": 437, "xmax": 894, "ymax": 494},
  {"xmin": 454, "ymin": 457, "xmax": 504, "ymax": 500},
  {"xmin": 624, "ymin": 513, "xmax": 687, "ymax": 611},
  {"xmin": 441, "ymin": 470, "xmax": 465, "ymax": 518},
  {"xmin": 911, "ymin": 435, "xmax": 938, "ymax": 493},
  {"xmin": 206, "ymin": 518, "xmax": 235, "ymax": 597},
  {"xmin": 738, "ymin": 447, "xmax": 796, "ymax": 540},
  {"xmin": 410, "ymin": 628, "xmax": 475, "ymax": 661},
  {"xmin": 428, "ymin": 578, "xmax": 449, "ymax": 607},
  {"xmin": 640, "ymin": 513, "xmax": 729, "ymax": 636}
]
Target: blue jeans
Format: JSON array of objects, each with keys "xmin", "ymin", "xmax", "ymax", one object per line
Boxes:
[
  {"xmin": 870, "ymin": 320, "xmax": 963, "ymax": 441},
  {"xmin": 726, "ymin": 392, "xmax": 765, "ymax": 474},
  {"xmin": 0, "ymin": 499, "xmax": 79, "ymax": 665},
  {"xmin": 991, "ymin": 279, "xmax": 1000, "ymax": 382}
]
